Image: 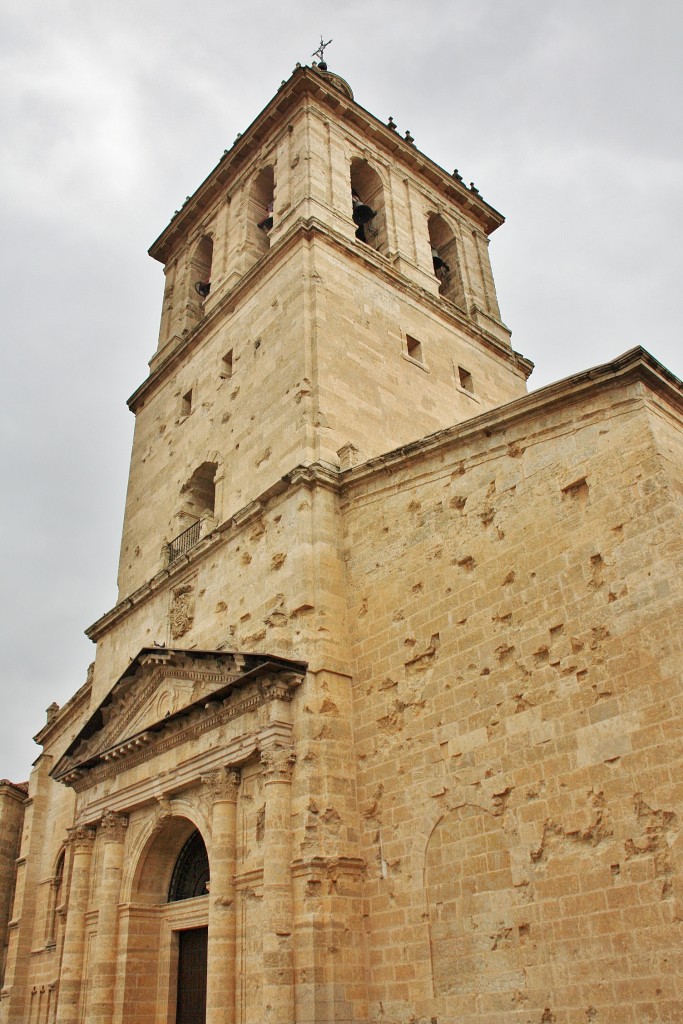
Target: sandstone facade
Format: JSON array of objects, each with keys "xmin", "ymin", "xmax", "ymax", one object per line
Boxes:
[{"xmin": 1, "ymin": 63, "xmax": 681, "ymax": 1024}]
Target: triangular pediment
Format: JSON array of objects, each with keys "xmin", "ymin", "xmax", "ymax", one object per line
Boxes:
[{"xmin": 51, "ymin": 648, "xmax": 306, "ymax": 785}]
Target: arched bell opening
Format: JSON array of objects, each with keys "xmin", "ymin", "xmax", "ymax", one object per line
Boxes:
[
  {"xmin": 247, "ymin": 165, "xmax": 276, "ymax": 263},
  {"xmin": 189, "ymin": 234, "xmax": 214, "ymax": 305},
  {"xmin": 427, "ymin": 213, "xmax": 465, "ymax": 308},
  {"xmin": 350, "ymin": 158, "xmax": 388, "ymax": 255}
]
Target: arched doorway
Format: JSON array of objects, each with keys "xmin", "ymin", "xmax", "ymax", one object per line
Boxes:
[{"xmin": 122, "ymin": 816, "xmax": 210, "ymax": 1024}]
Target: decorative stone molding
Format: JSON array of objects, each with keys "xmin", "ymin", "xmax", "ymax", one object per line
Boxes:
[
  {"xmin": 53, "ymin": 650, "xmax": 306, "ymax": 790},
  {"xmin": 100, "ymin": 811, "xmax": 129, "ymax": 843},
  {"xmin": 65, "ymin": 825, "xmax": 96, "ymax": 850},
  {"xmin": 261, "ymin": 673, "xmax": 301, "ymax": 703},
  {"xmin": 260, "ymin": 744, "xmax": 296, "ymax": 783},
  {"xmin": 201, "ymin": 766, "xmax": 241, "ymax": 802}
]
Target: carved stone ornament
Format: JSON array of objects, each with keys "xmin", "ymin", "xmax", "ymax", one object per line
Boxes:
[
  {"xmin": 260, "ymin": 744, "xmax": 296, "ymax": 782},
  {"xmin": 148, "ymin": 797, "xmax": 173, "ymax": 839},
  {"xmin": 66, "ymin": 825, "xmax": 97, "ymax": 850},
  {"xmin": 171, "ymin": 584, "xmax": 195, "ymax": 640},
  {"xmin": 201, "ymin": 766, "xmax": 240, "ymax": 802},
  {"xmin": 100, "ymin": 811, "xmax": 129, "ymax": 842}
]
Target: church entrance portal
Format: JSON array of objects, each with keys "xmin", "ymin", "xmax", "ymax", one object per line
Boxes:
[{"xmin": 176, "ymin": 926, "xmax": 208, "ymax": 1024}]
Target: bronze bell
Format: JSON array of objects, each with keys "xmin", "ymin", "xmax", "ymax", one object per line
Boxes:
[
  {"xmin": 353, "ymin": 203, "xmax": 376, "ymax": 226},
  {"xmin": 431, "ymin": 249, "xmax": 450, "ymax": 275},
  {"xmin": 352, "ymin": 197, "xmax": 376, "ymax": 226},
  {"xmin": 258, "ymin": 215, "xmax": 273, "ymax": 231},
  {"xmin": 195, "ymin": 281, "xmax": 211, "ymax": 297}
]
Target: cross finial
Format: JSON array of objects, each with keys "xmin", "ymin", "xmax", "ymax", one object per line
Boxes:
[{"xmin": 312, "ymin": 36, "xmax": 333, "ymax": 66}]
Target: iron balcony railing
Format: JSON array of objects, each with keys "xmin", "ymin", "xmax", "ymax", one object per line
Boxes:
[{"xmin": 167, "ymin": 519, "xmax": 201, "ymax": 565}]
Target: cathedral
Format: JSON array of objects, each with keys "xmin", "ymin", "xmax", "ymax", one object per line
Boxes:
[{"xmin": 1, "ymin": 60, "xmax": 682, "ymax": 1024}]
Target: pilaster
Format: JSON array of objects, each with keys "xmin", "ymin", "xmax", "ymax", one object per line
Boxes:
[
  {"xmin": 54, "ymin": 826, "xmax": 96, "ymax": 1024},
  {"xmin": 261, "ymin": 743, "xmax": 296, "ymax": 1024},
  {"xmin": 89, "ymin": 812, "xmax": 128, "ymax": 1024},
  {"xmin": 202, "ymin": 766, "xmax": 240, "ymax": 1024}
]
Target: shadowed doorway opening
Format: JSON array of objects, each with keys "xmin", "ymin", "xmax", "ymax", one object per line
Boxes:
[{"xmin": 176, "ymin": 926, "xmax": 208, "ymax": 1024}]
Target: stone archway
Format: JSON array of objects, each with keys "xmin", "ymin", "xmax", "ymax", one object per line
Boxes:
[{"xmin": 119, "ymin": 815, "xmax": 211, "ymax": 1023}]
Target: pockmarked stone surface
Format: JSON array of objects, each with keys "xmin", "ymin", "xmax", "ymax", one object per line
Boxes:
[{"xmin": 1, "ymin": 61, "xmax": 681, "ymax": 1024}]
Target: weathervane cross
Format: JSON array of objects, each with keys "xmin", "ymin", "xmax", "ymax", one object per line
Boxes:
[{"xmin": 312, "ymin": 36, "xmax": 333, "ymax": 64}]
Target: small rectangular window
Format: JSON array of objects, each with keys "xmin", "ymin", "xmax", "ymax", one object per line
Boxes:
[
  {"xmin": 181, "ymin": 388, "xmax": 193, "ymax": 416},
  {"xmin": 406, "ymin": 335, "xmax": 423, "ymax": 363},
  {"xmin": 220, "ymin": 350, "xmax": 233, "ymax": 379},
  {"xmin": 458, "ymin": 366, "xmax": 473, "ymax": 393}
]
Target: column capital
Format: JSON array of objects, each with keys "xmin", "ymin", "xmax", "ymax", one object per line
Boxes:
[
  {"xmin": 65, "ymin": 825, "xmax": 97, "ymax": 851},
  {"xmin": 100, "ymin": 811, "xmax": 129, "ymax": 842},
  {"xmin": 260, "ymin": 744, "xmax": 296, "ymax": 782},
  {"xmin": 201, "ymin": 765, "xmax": 240, "ymax": 802}
]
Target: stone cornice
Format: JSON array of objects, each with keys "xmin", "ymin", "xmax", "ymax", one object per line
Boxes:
[
  {"xmin": 88, "ymin": 352, "xmax": 672, "ymax": 644},
  {"xmin": 290, "ymin": 855, "xmax": 366, "ymax": 879},
  {"xmin": 148, "ymin": 65, "xmax": 503, "ymax": 267},
  {"xmin": 340, "ymin": 347, "xmax": 683, "ymax": 493},
  {"xmin": 52, "ymin": 650, "xmax": 304, "ymax": 789},
  {"xmin": 0, "ymin": 781, "xmax": 29, "ymax": 803},
  {"xmin": 233, "ymin": 856, "xmax": 366, "ymax": 889},
  {"xmin": 72, "ymin": 721, "xmax": 294, "ymax": 823}
]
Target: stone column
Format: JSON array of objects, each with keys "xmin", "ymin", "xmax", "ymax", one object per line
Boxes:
[
  {"xmin": 89, "ymin": 811, "xmax": 128, "ymax": 1024},
  {"xmin": 202, "ymin": 766, "xmax": 240, "ymax": 1024},
  {"xmin": 261, "ymin": 744, "xmax": 296, "ymax": 1024},
  {"xmin": 55, "ymin": 825, "xmax": 96, "ymax": 1024}
]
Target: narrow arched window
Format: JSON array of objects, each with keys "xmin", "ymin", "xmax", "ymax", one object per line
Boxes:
[
  {"xmin": 350, "ymin": 158, "xmax": 387, "ymax": 255},
  {"xmin": 247, "ymin": 165, "xmax": 275, "ymax": 262},
  {"xmin": 191, "ymin": 235, "xmax": 214, "ymax": 303},
  {"xmin": 427, "ymin": 214, "xmax": 465, "ymax": 308},
  {"xmin": 168, "ymin": 830, "xmax": 209, "ymax": 902},
  {"xmin": 45, "ymin": 849, "xmax": 65, "ymax": 946}
]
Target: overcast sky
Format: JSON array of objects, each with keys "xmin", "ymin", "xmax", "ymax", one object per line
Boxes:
[{"xmin": 1, "ymin": 0, "xmax": 681, "ymax": 782}]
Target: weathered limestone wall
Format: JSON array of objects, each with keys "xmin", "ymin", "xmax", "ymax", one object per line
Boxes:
[
  {"xmin": 311, "ymin": 237, "xmax": 527, "ymax": 470},
  {"xmin": 0, "ymin": 685, "xmax": 89, "ymax": 1024},
  {"xmin": 93, "ymin": 474, "xmax": 350, "ymax": 705},
  {"xmin": 0, "ymin": 782, "xmax": 27, "ymax": 983},
  {"xmin": 343, "ymin": 376, "xmax": 683, "ymax": 1024},
  {"xmin": 118, "ymin": 244, "xmax": 315, "ymax": 599}
]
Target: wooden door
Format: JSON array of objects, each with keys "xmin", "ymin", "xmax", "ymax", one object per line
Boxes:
[{"xmin": 176, "ymin": 927, "xmax": 208, "ymax": 1024}]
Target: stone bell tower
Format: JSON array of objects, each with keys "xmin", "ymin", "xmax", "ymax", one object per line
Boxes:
[
  {"xmin": 1, "ymin": 60, "xmax": 536, "ymax": 1024},
  {"xmin": 5, "ymin": 53, "xmax": 683, "ymax": 1024},
  {"xmin": 110, "ymin": 61, "xmax": 531, "ymax": 617},
  {"xmin": 74, "ymin": 62, "xmax": 529, "ymax": 1024}
]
